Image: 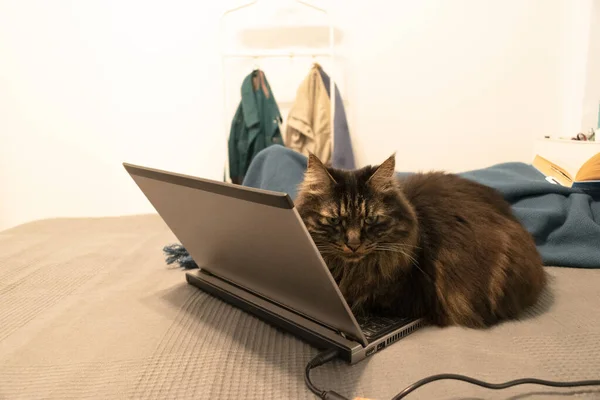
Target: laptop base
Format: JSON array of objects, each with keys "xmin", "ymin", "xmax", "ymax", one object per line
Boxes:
[
  {"xmin": 185, "ymin": 269, "xmax": 424, "ymax": 364},
  {"xmin": 185, "ymin": 269, "xmax": 365, "ymax": 363}
]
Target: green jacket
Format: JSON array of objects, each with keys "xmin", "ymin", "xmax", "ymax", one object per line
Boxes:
[{"xmin": 228, "ymin": 70, "xmax": 283, "ymax": 184}]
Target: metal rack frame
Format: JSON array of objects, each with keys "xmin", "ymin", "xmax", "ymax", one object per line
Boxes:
[{"xmin": 220, "ymin": 0, "xmax": 336, "ymax": 182}]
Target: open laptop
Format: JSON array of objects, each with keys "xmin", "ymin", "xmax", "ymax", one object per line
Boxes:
[{"xmin": 124, "ymin": 162, "xmax": 424, "ymax": 364}]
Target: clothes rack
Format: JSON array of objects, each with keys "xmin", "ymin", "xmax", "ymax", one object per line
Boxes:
[{"xmin": 220, "ymin": 0, "xmax": 336, "ymax": 183}]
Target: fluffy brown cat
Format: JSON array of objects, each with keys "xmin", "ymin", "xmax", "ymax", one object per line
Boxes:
[{"xmin": 295, "ymin": 153, "xmax": 547, "ymax": 328}]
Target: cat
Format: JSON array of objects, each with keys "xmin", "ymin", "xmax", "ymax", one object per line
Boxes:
[{"xmin": 294, "ymin": 153, "xmax": 547, "ymax": 328}]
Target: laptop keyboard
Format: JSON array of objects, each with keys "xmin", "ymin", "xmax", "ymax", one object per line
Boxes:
[{"xmin": 357, "ymin": 315, "xmax": 414, "ymax": 341}]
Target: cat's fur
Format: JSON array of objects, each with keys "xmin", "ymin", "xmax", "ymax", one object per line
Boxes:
[{"xmin": 295, "ymin": 153, "xmax": 547, "ymax": 328}]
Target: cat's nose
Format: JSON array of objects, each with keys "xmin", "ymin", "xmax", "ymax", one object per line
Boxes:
[
  {"xmin": 346, "ymin": 238, "xmax": 361, "ymax": 252},
  {"xmin": 346, "ymin": 230, "xmax": 361, "ymax": 252}
]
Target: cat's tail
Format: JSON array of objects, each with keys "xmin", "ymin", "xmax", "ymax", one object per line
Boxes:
[{"xmin": 163, "ymin": 243, "xmax": 199, "ymax": 269}]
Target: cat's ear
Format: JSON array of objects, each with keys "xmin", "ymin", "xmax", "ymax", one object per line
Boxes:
[
  {"xmin": 368, "ymin": 153, "xmax": 396, "ymax": 189},
  {"xmin": 305, "ymin": 153, "xmax": 337, "ymax": 184},
  {"xmin": 301, "ymin": 153, "xmax": 337, "ymax": 194}
]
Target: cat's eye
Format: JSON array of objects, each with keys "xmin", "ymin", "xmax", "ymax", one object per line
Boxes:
[
  {"xmin": 327, "ymin": 216, "xmax": 340, "ymax": 225},
  {"xmin": 365, "ymin": 215, "xmax": 379, "ymax": 225}
]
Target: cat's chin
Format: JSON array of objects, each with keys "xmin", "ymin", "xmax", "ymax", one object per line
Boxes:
[{"xmin": 341, "ymin": 253, "xmax": 367, "ymax": 262}]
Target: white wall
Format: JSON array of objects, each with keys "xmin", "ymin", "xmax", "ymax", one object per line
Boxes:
[
  {"xmin": 582, "ymin": 0, "xmax": 600, "ymax": 132},
  {"xmin": 343, "ymin": 0, "xmax": 564, "ymax": 171},
  {"xmin": 0, "ymin": 0, "xmax": 596, "ymax": 231},
  {"xmin": 0, "ymin": 1, "xmax": 226, "ymax": 231}
]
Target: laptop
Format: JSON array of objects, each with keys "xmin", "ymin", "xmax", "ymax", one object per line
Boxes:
[{"xmin": 124, "ymin": 162, "xmax": 424, "ymax": 364}]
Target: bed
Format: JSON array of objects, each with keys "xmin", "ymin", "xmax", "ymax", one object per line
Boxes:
[
  {"xmin": 2, "ymin": 146, "xmax": 599, "ymax": 399},
  {"xmin": 0, "ymin": 217, "xmax": 598, "ymax": 399}
]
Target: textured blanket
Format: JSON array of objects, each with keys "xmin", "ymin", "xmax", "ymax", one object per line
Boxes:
[
  {"xmin": 1, "ymin": 215, "xmax": 599, "ymax": 399},
  {"xmin": 239, "ymin": 145, "xmax": 600, "ymax": 269}
]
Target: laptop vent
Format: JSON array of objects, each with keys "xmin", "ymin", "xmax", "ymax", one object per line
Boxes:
[{"xmin": 386, "ymin": 321, "xmax": 422, "ymax": 346}]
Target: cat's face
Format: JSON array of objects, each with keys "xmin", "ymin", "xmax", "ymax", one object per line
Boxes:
[{"xmin": 295, "ymin": 154, "xmax": 418, "ymax": 263}]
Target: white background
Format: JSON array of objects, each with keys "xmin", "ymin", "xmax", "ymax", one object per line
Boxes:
[{"xmin": 1, "ymin": 0, "xmax": 599, "ymax": 231}]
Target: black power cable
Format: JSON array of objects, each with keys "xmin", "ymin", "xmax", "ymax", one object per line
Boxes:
[
  {"xmin": 391, "ymin": 374, "xmax": 600, "ymax": 399},
  {"xmin": 305, "ymin": 349, "xmax": 349, "ymax": 400},
  {"xmin": 305, "ymin": 349, "xmax": 600, "ymax": 400}
]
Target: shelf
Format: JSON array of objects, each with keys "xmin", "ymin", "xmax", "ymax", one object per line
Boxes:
[{"xmin": 538, "ymin": 138, "xmax": 599, "ymax": 145}]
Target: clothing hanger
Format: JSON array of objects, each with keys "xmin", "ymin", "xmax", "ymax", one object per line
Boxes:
[
  {"xmin": 253, "ymin": 56, "xmax": 260, "ymax": 71},
  {"xmin": 312, "ymin": 54, "xmax": 321, "ymax": 70}
]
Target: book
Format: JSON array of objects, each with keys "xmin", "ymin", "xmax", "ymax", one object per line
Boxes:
[{"xmin": 532, "ymin": 152, "xmax": 600, "ymax": 192}]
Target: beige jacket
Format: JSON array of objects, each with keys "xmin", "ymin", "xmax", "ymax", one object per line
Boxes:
[{"xmin": 284, "ymin": 65, "xmax": 332, "ymax": 165}]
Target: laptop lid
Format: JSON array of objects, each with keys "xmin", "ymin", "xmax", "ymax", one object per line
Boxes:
[{"xmin": 124, "ymin": 163, "xmax": 368, "ymax": 346}]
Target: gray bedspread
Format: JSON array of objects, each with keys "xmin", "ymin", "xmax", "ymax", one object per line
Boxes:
[{"xmin": 1, "ymin": 215, "xmax": 599, "ymax": 399}]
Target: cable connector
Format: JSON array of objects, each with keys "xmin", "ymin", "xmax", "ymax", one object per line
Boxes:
[
  {"xmin": 307, "ymin": 348, "xmax": 339, "ymax": 369},
  {"xmin": 322, "ymin": 390, "xmax": 349, "ymax": 399},
  {"xmin": 304, "ymin": 349, "xmax": 350, "ymax": 400}
]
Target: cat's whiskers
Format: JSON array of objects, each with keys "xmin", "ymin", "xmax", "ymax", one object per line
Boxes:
[
  {"xmin": 374, "ymin": 246, "xmax": 433, "ymax": 282},
  {"xmin": 374, "ymin": 246, "xmax": 416, "ymax": 254},
  {"xmin": 314, "ymin": 242, "xmax": 335, "ymax": 248},
  {"xmin": 314, "ymin": 243, "xmax": 346, "ymax": 259},
  {"xmin": 377, "ymin": 243, "xmax": 421, "ymax": 250},
  {"xmin": 375, "ymin": 247, "xmax": 415, "ymax": 259},
  {"xmin": 316, "ymin": 248, "xmax": 338, "ymax": 254}
]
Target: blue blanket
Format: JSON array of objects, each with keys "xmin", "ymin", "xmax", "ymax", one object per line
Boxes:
[{"xmin": 242, "ymin": 145, "xmax": 600, "ymax": 269}]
